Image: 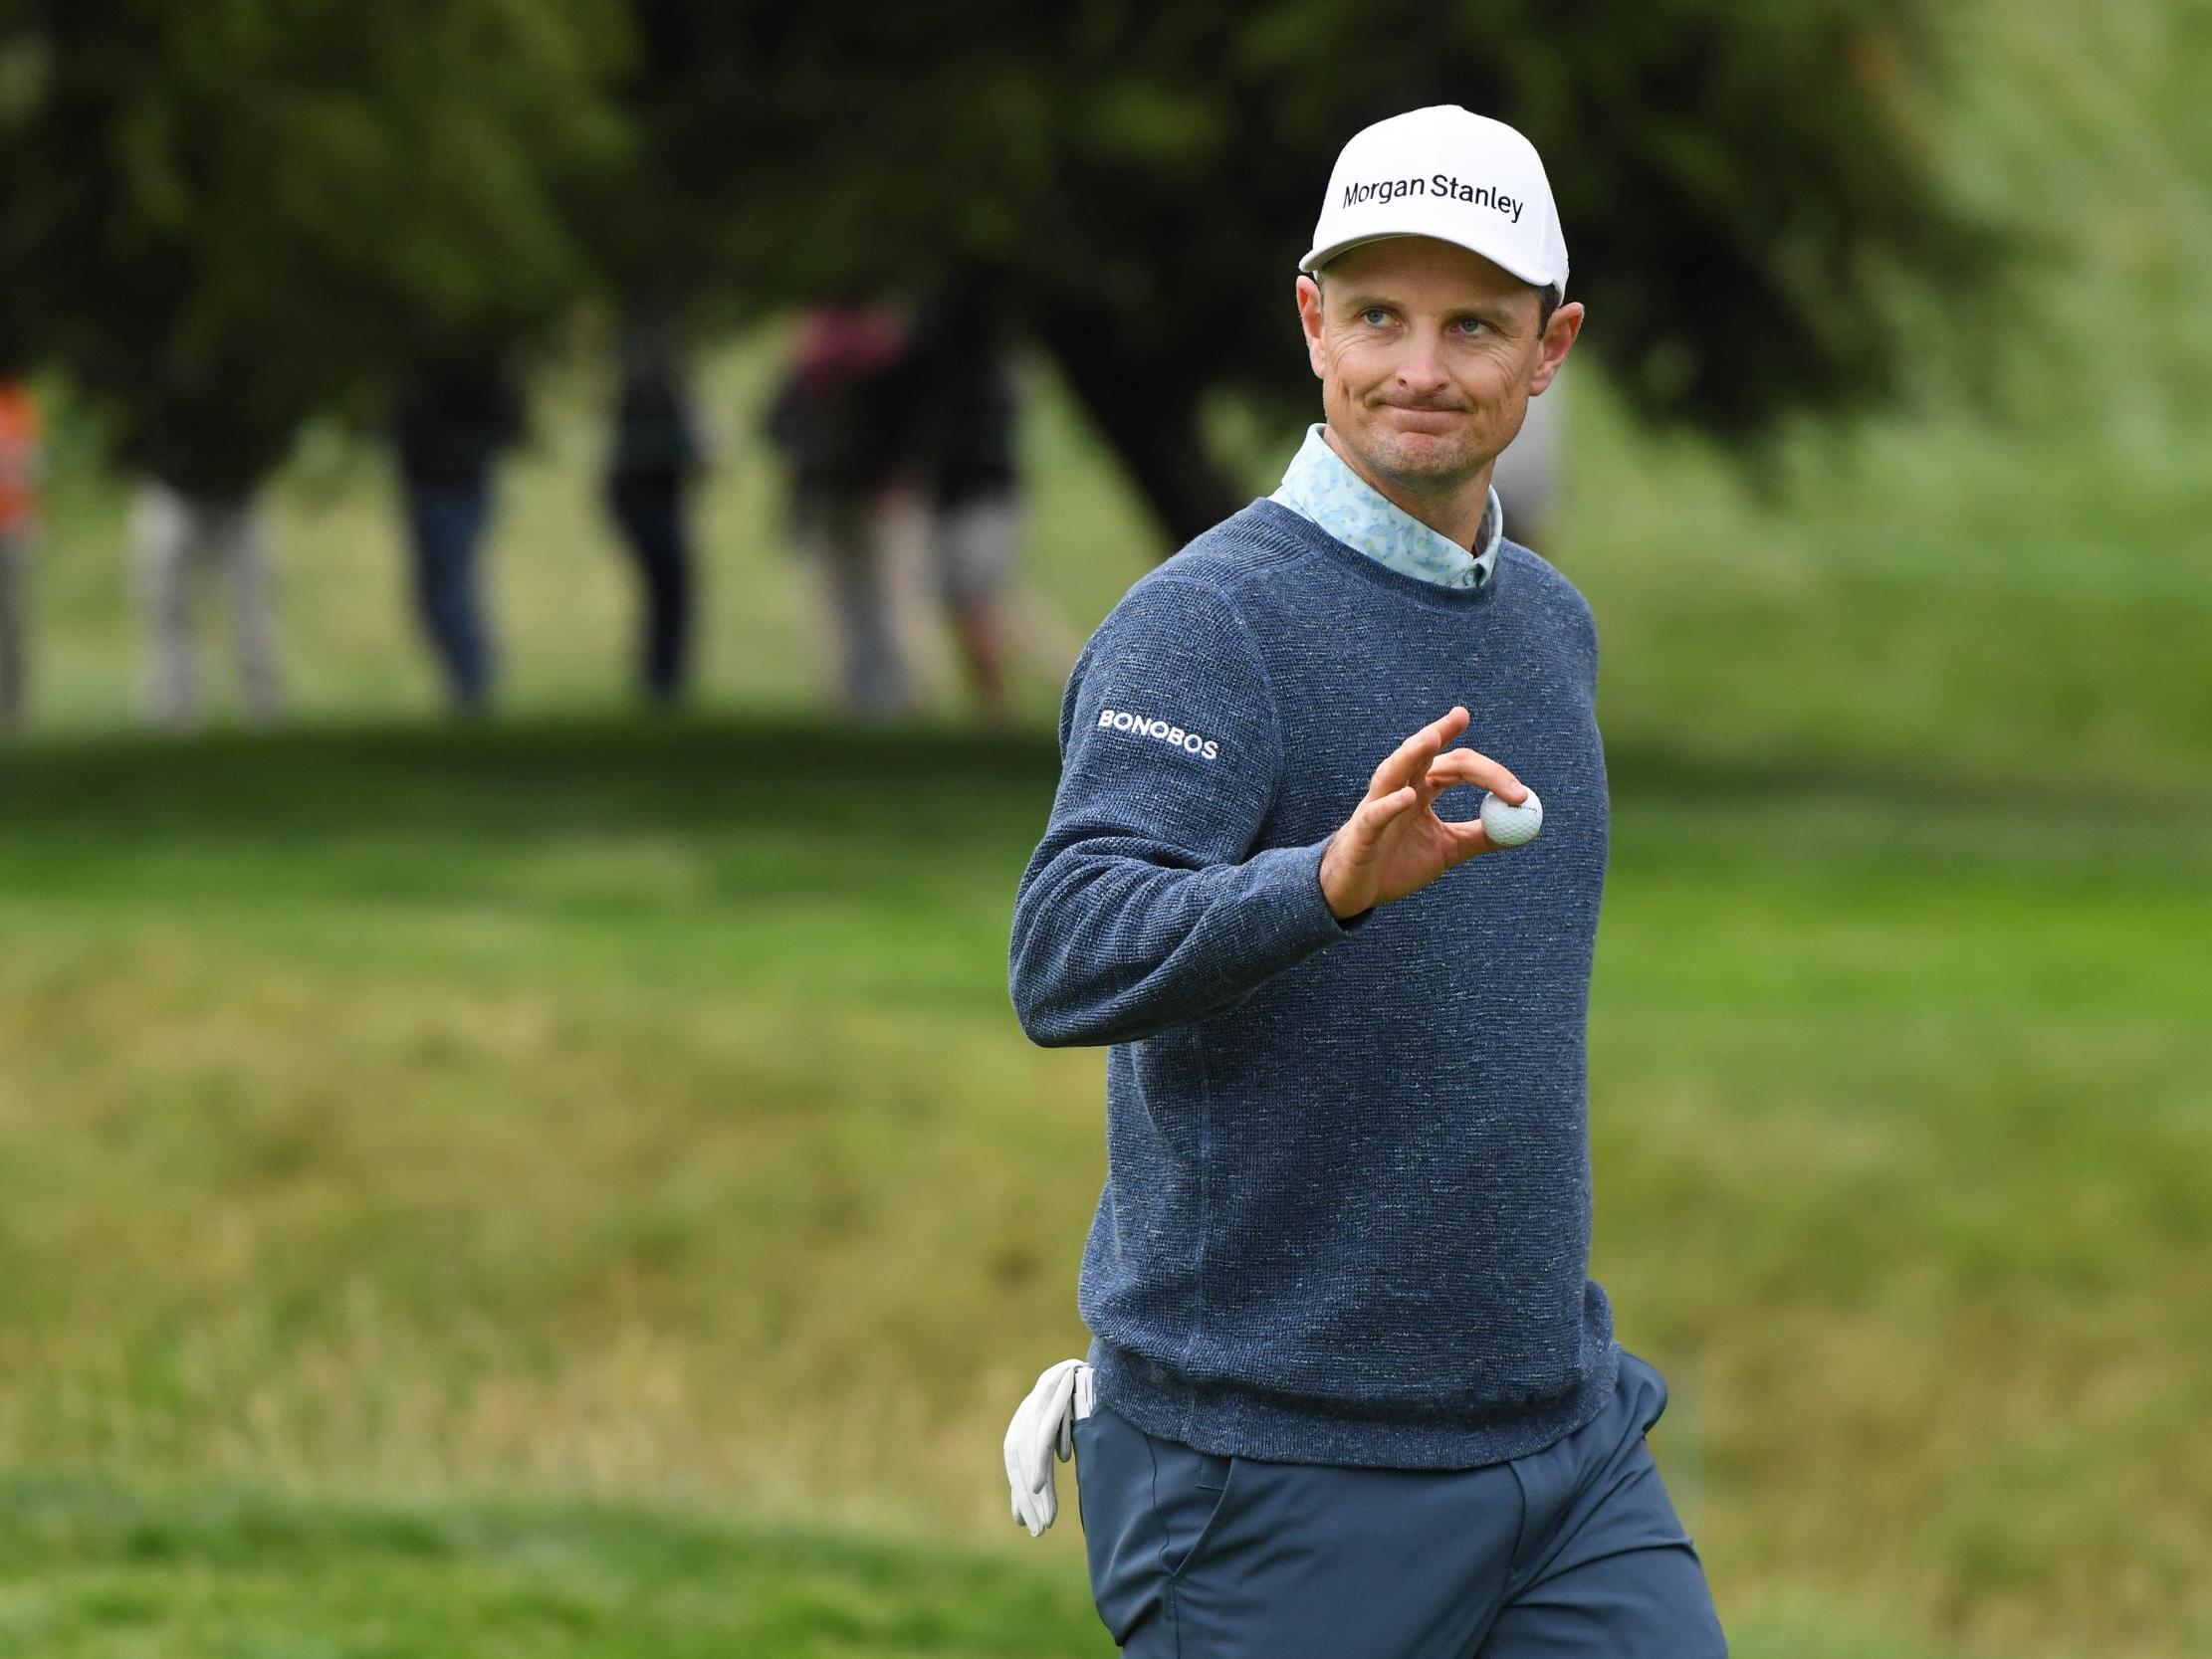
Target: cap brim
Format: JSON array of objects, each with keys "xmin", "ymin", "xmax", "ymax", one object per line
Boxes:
[{"xmin": 1298, "ymin": 231, "xmax": 1563, "ymax": 297}]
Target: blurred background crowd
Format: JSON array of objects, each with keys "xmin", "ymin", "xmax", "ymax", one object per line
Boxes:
[
  {"xmin": 0, "ymin": 0, "xmax": 2009, "ymax": 743},
  {"xmin": 0, "ymin": 3, "xmax": 2207, "ymax": 1656},
  {"xmin": 0, "ymin": 282, "xmax": 1037, "ymax": 731}
]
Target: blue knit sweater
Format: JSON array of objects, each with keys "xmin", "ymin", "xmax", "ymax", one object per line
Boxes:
[{"xmin": 1008, "ymin": 497, "xmax": 1619, "ymax": 1470}]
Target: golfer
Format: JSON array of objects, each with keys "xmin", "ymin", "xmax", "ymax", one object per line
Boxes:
[{"xmin": 1004, "ymin": 106, "xmax": 1727, "ymax": 1656}]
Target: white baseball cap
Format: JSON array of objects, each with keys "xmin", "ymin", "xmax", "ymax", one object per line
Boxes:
[{"xmin": 1300, "ymin": 105, "xmax": 1569, "ymax": 300}]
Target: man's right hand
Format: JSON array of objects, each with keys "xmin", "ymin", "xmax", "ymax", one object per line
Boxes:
[{"xmin": 1317, "ymin": 706, "xmax": 1528, "ymax": 921}]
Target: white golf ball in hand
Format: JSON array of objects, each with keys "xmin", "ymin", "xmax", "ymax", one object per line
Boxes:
[{"xmin": 1480, "ymin": 787, "xmax": 1543, "ymax": 848}]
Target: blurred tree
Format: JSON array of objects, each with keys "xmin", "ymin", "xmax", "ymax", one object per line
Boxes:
[
  {"xmin": 0, "ymin": 0, "xmax": 1996, "ymax": 543},
  {"xmin": 0, "ymin": 0, "xmax": 629, "ymax": 483},
  {"xmin": 616, "ymin": 0, "xmax": 1997, "ymax": 543}
]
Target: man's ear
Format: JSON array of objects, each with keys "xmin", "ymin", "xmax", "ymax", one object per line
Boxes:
[
  {"xmin": 1528, "ymin": 300, "xmax": 1584, "ymax": 397},
  {"xmin": 1295, "ymin": 276, "xmax": 1327, "ymax": 379}
]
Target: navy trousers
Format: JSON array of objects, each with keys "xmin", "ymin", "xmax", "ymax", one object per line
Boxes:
[
  {"xmin": 1072, "ymin": 1348, "xmax": 1726, "ymax": 1658},
  {"xmin": 403, "ymin": 485, "xmax": 495, "ymax": 714},
  {"xmin": 606, "ymin": 477, "xmax": 694, "ymax": 707}
]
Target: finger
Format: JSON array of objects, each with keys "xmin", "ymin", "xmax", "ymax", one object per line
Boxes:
[
  {"xmin": 1370, "ymin": 706, "xmax": 1470, "ymax": 797},
  {"xmin": 1023, "ymin": 1415, "xmax": 1058, "ymax": 1491},
  {"xmin": 1416, "ymin": 749, "xmax": 1484, "ymax": 800},
  {"xmin": 1422, "ymin": 745, "xmax": 1526, "ymax": 804},
  {"xmin": 1370, "ymin": 729, "xmax": 1438, "ymax": 798},
  {"xmin": 1020, "ymin": 1397, "xmax": 1054, "ymax": 1479},
  {"xmin": 1418, "ymin": 705, "xmax": 1471, "ymax": 760},
  {"xmin": 1417, "ymin": 749, "xmax": 1495, "ymax": 794},
  {"xmin": 1346, "ymin": 785, "xmax": 1418, "ymax": 847},
  {"xmin": 1439, "ymin": 816, "xmax": 1495, "ymax": 863},
  {"xmin": 1406, "ymin": 753, "xmax": 1472, "ymax": 813}
]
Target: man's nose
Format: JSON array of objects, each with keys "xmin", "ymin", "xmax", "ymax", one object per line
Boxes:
[{"xmin": 1394, "ymin": 336, "xmax": 1450, "ymax": 396}]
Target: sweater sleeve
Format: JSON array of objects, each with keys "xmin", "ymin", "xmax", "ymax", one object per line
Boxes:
[{"xmin": 1008, "ymin": 576, "xmax": 1372, "ymax": 1049}]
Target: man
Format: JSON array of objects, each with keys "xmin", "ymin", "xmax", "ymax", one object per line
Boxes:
[
  {"xmin": 1003, "ymin": 106, "xmax": 1727, "ymax": 1657},
  {"xmin": 392, "ymin": 349, "xmax": 524, "ymax": 717},
  {"xmin": 603, "ymin": 311, "xmax": 706, "ymax": 709},
  {"xmin": 897, "ymin": 275, "xmax": 1025, "ymax": 726},
  {"xmin": 129, "ymin": 479, "xmax": 285, "ymax": 730},
  {"xmin": 763, "ymin": 302, "xmax": 920, "ymax": 724},
  {"xmin": 0, "ymin": 369, "xmax": 41, "ymax": 729},
  {"xmin": 117, "ymin": 355, "xmax": 293, "ymax": 731}
]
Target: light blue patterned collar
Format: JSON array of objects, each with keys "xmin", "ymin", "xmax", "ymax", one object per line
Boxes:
[{"xmin": 1268, "ymin": 423, "xmax": 1501, "ymax": 590}]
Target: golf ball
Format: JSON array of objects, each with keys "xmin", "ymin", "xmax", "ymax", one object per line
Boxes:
[{"xmin": 1480, "ymin": 787, "xmax": 1543, "ymax": 848}]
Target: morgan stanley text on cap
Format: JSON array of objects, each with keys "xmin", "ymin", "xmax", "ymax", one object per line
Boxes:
[{"xmin": 1300, "ymin": 104, "xmax": 1569, "ymax": 301}]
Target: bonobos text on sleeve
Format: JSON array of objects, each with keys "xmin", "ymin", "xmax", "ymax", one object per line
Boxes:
[{"xmin": 1007, "ymin": 575, "xmax": 1369, "ymax": 1049}]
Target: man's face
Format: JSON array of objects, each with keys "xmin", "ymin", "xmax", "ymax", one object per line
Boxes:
[{"xmin": 1295, "ymin": 236, "xmax": 1581, "ymax": 498}]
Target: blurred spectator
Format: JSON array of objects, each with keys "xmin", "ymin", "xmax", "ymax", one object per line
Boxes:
[
  {"xmin": 1491, "ymin": 371, "xmax": 1567, "ymax": 553},
  {"xmin": 393, "ymin": 353, "xmax": 524, "ymax": 716},
  {"xmin": 764, "ymin": 305, "xmax": 918, "ymax": 724},
  {"xmin": 0, "ymin": 376, "xmax": 41, "ymax": 730},
  {"xmin": 898, "ymin": 281, "xmax": 1024, "ymax": 726},
  {"xmin": 130, "ymin": 487, "xmax": 284, "ymax": 729},
  {"xmin": 116, "ymin": 368, "xmax": 294, "ymax": 730},
  {"xmin": 604, "ymin": 314, "xmax": 705, "ymax": 708}
]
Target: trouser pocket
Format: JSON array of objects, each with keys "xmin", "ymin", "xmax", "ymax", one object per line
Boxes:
[
  {"xmin": 1074, "ymin": 1403, "xmax": 1239, "ymax": 1645},
  {"xmin": 1154, "ymin": 1430, "xmax": 1237, "ymax": 1580}
]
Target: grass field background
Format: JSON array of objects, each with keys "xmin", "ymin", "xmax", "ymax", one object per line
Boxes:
[{"xmin": 4, "ymin": 4, "xmax": 2210, "ymax": 1654}]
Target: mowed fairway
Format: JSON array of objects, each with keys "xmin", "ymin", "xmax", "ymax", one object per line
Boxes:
[{"xmin": 1, "ymin": 720, "xmax": 2207, "ymax": 1656}]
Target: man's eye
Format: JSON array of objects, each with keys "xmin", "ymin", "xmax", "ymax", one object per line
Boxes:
[
  {"xmin": 1456, "ymin": 317, "xmax": 1488, "ymax": 335},
  {"xmin": 1361, "ymin": 308, "xmax": 1390, "ymax": 326}
]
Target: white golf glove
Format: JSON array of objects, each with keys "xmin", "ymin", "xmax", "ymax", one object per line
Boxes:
[{"xmin": 1003, "ymin": 1357, "xmax": 1088, "ymax": 1537}]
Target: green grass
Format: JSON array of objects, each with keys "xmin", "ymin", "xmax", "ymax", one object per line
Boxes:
[
  {"xmin": 0, "ymin": 1474, "xmax": 1982, "ymax": 1657},
  {"xmin": 1, "ymin": 722, "xmax": 2207, "ymax": 1655},
  {"xmin": 0, "ymin": 1474, "xmax": 1102, "ymax": 1657}
]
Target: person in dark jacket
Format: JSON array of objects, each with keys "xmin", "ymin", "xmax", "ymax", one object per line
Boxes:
[
  {"xmin": 603, "ymin": 315, "xmax": 705, "ymax": 707},
  {"xmin": 392, "ymin": 353, "xmax": 523, "ymax": 715}
]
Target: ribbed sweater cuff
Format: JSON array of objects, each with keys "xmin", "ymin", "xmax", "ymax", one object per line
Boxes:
[{"xmin": 1226, "ymin": 834, "xmax": 1376, "ymax": 966}]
